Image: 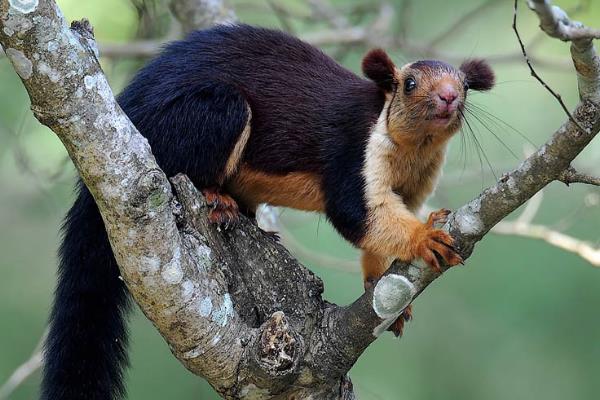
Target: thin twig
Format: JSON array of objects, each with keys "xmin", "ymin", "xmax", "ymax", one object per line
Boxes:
[
  {"xmin": 559, "ymin": 166, "xmax": 600, "ymax": 186},
  {"xmin": 0, "ymin": 330, "xmax": 47, "ymax": 400},
  {"xmin": 513, "ymin": 0, "xmax": 588, "ymax": 135},
  {"xmin": 493, "ymin": 221, "xmax": 600, "ymax": 266}
]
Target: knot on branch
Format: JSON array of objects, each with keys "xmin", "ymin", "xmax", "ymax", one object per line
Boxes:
[
  {"xmin": 447, "ymin": 204, "xmax": 485, "ymax": 257},
  {"xmin": 240, "ymin": 312, "xmax": 303, "ymax": 397},
  {"xmin": 171, "ymin": 174, "xmax": 214, "ymax": 231},
  {"xmin": 70, "ymin": 18, "xmax": 100, "ymax": 60},
  {"xmin": 30, "ymin": 105, "xmax": 70, "ymax": 128},
  {"xmin": 573, "ymin": 99, "xmax": 600, "ymax": 134},
  {"xmin": 256, "ymin": 311, "xmax": 301, "ymax": 376},
  {"xmin": 128, "ymin": 169, "xmax": 172, "ymax": 219},
  {"xmin": 70, "ymin": 18, "xmax": 94, "ymax": 38}
]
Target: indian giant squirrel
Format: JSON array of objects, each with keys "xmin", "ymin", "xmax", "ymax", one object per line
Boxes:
[{"xmin": 40, "ymin": 24, "xmax": 494, "ymax": 400}]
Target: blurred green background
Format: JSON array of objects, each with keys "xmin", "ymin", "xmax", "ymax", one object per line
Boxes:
[{"xmin": 1, "ymin": 0, "xmax": 599, "ymax": 399}]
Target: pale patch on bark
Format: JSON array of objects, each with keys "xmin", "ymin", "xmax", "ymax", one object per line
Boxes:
[{"xmin": 5, "ymin": 48, "xmax": 32, "ymax": 78}]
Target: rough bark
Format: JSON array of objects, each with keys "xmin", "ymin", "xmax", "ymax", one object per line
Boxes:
[{"xmin": 1, "ymin": 0, "xmax": 598, "ymax": 399}]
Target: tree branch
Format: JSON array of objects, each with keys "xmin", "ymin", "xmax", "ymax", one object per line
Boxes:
[
  {"xmin": 528, "ymin": 0, "xmax": 600, "ymax": 101},
  {"xmin": 318, "ymin": 0, "xmax": 600, "ymax": 369},
  {"xmin": 322, "ymin": 97, "xmax": 600, "ymax": 372},
  {"xmin": 514, "ymin": 0, "xmax": 587, "ymax": 134},
  {"xmin": 0, "ymin": 1, "xmax": 349, "ymax": 397},
  {"xmin": 559, "ymin": 166, "xmax": 600, "ymax": 186},
  {"xmin": 98, "ymin": 40, "xmax": 162, "ymax": 58},
  {"xmin": 490, "ymin": 189, "xmax": 600, "ymax": 267},
  {"xmin": 90, "ymin": 37, "xmax": 575, "ymax": 71},
  {"xmin": 528, "ymin": 0, "xmax": 600, "ymax": 42},
  {"xmin": 0, "ymin": 0, "xmax": 576, "ymax": 73},
  {"xmin": 0, "ymin": 0, "xmax": 249, "ymax": 394},
  {"xmin": 493, "ymin": 220, "xmax": 600, "ymax": 267},
  {"xmin": 0, "ymin": 330, "xmax": 46, "ymax": 400},
  {"xmin": 169, "ymin": 0, "xmax": 236, "ymax": 34}
]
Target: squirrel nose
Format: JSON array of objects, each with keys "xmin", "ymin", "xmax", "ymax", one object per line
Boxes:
[
  {"xmin": 438, "ymin": 90, "xmax": 457, "ymax": 105},
  {"xmin": 437, "ymin": 82, "xmax": 458, "ymax": 106}
]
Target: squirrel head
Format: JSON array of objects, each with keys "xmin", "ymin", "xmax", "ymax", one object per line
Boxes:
[{"xmin": 362, "ymin": 49, "xmax": 495, "ymax": 146}]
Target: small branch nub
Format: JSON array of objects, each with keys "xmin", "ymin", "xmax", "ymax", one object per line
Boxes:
[
  {"xmin": 258, "ymin": 312, "xmax": 298, "ymax": 374},
  {"xmin": 70, "ymin": 19, "xmax": 95, "ymax": 39}
]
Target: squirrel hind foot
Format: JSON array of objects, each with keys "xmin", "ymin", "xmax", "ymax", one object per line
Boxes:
[
  {"xmin": 202, "ymin": 188, "xmax": 240, "ymax": 228},
  {"xmin": 388, "ymin": 304, "xmax": 413, "ymax": 338}
]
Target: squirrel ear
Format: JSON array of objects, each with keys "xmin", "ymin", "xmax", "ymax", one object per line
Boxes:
[
  {"xmin": 362, "ymin": 49, "xmax": 396, "ymax": 92},
  {"xmin": 460, "ymin": 59, "xmax": 495, "ymax": 91}
]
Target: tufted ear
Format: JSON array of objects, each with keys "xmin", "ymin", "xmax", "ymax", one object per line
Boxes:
[
  {"xmin": 362, "ymin": 49, "xmax": 397, "ymax": 92},
  {"xmin": 460, "ymin": 59, "xmax": 495, "ymax": 91}
]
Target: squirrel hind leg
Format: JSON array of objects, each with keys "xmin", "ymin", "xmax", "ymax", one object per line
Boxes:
[
  {"xmin": 388, "ymin": 304, "xmax": 413, "ymax": 338},
  {"xmin": 361, "ymin": 251, "xmax": 389, "ymax": 290},
  {"xmin": 202, "ymin": 187, "xmax": 240, "ymax": 228},
  {"xmin": 361, "ymin": 250, "xmax": 413, "ymax": 338}
]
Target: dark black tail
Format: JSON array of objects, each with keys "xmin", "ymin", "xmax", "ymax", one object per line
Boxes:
[{"xmin": 41, "ymin": 182, "xmax": 130, "ymax": 400}]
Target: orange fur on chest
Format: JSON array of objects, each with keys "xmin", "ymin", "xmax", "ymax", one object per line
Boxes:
[{"xmin": 227, "ymin": 164, "xmax": 325, "ymax": 212}]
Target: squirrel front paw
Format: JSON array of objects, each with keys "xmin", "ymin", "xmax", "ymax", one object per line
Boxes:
[{"xmin": 411, "ymin": 209, "xmax": 463, "ymax": 272}]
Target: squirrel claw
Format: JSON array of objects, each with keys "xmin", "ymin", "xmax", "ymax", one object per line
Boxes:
[
  {"xmin": 426, "ymin": 208, "xmax": 451, "ymax": 227},
  {"xmin": 414, "ymin": 212, "xmax": 463, "ymax": 272},
  {"xmin": 387, "ymin": 305, "xmax": 413, "ymax": 337},
  {"xmin": 264, "ymin": 230, "xmax": 281, "ymax": 242},
  {"xmin": 202, "ymin": 188, "xmax": 240, "ymax": 229}
]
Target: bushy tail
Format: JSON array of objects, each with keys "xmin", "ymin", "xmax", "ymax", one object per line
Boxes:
[{"xmin": 41, "ymin": 183, "xmax": 130, "ymax": 400}]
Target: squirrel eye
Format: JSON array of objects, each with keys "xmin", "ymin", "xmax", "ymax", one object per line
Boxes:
[
  {"xmin": 404, "ymin": 77, "xmax": 417, "ymax": 94},
  {"xmin": 463, "ymin": 81, "xmax": 470, "ymax": 91}
]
